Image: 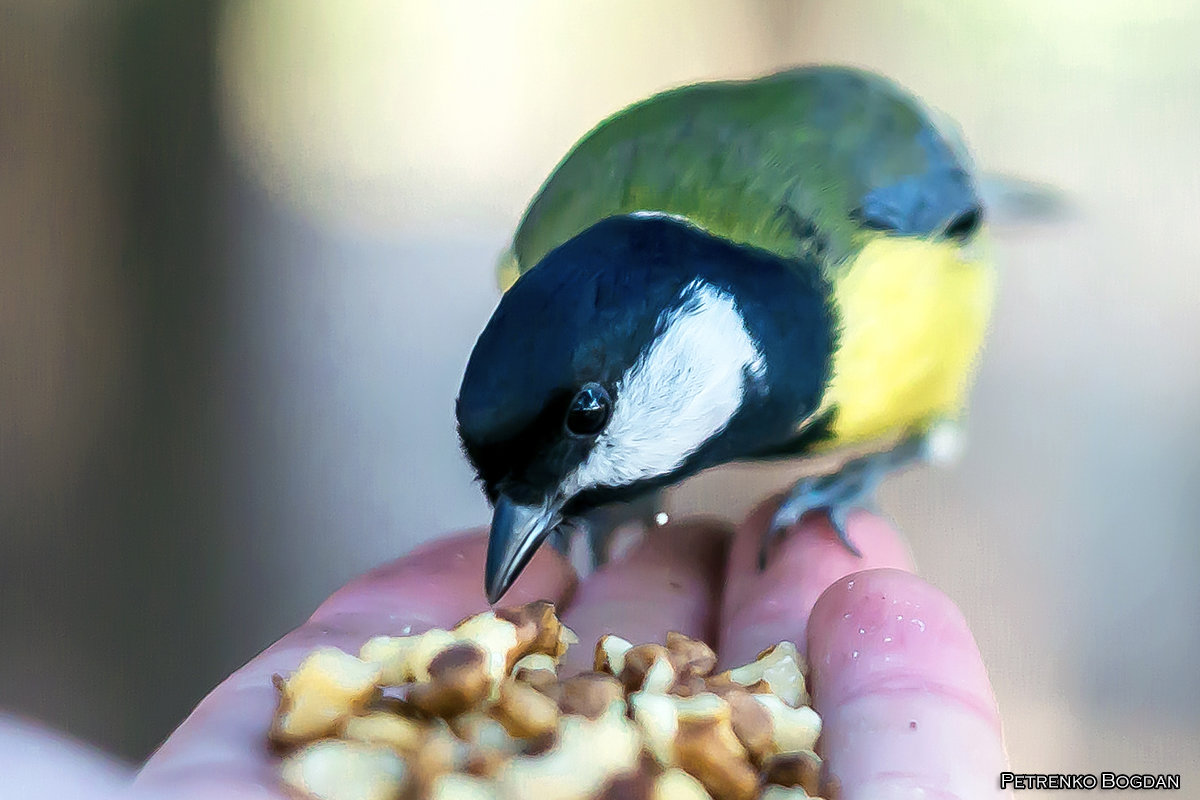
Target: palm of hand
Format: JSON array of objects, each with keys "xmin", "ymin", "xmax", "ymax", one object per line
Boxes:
[{"xmin": 129, "ymin": 498, "xmax": 1009, "ymax": 800}]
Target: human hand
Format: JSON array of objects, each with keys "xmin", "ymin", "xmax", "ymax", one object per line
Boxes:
[{"xmin": 111, "ymin": 496, "xmax": 1010, "ymax": 799}]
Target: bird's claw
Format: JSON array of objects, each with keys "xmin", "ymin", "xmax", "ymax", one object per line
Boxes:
[
  {"xmin": 757, "ymin": 442, "xmax": 915, "ymax": 570},
  {"xmin": 760, "ymin": 488, "xmax": 808, "ymax": 569},
  {"xmin": 758, "ymin": 489, "xmax": 867, "ymax": 570},
  {"xmin": 827, "ymin": 503, "xmax": 864, "ymax": 558}
]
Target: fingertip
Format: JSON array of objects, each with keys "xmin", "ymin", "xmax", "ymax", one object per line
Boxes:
[
  {"xmin": 808, "ymin": 568, "xmax": 1008, "ymax": 798},
  {"xmin": 808, "ymin": 568, "xmax": 996, "ymax": 714},
  {"xmin": 0, "ymin": 714, "xmax": 132, "ymax": 800}
]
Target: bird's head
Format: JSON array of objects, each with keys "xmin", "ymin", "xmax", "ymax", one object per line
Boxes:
[{"xmin": 457, "ymin": 215, "xmax": 833, "ymax": 601}]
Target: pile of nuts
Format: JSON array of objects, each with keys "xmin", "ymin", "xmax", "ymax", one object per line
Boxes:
[{"xmin": 269, "ymin": 601, "xmax": 838, "ymax": 800}]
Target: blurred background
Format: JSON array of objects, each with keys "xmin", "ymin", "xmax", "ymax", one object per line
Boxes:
[{"xmin": 2, "ymin": 0, "xmax": 1198, "ymax": 793}]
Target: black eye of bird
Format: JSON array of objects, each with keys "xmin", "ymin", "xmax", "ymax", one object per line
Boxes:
[
  {"xmin": 944, "ymin": 206, "xmax": 982, "ymax": 240},
  {"xmin": 565, "ymin": 383, "xmax": 612, "ymax": 437}
]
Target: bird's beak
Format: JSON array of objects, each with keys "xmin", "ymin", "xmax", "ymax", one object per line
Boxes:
[{"xmin": 485, "ymin": 494, "xmax": 560, "ymax": 604}]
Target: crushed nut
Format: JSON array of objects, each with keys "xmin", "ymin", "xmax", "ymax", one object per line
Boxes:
[
  {"xmin": 673, "ymin": 692, "xmax": 730, "ymax": 723},
  {"xmin": 429, "ymin": 773, "xmax": 501, "ymax": 800},
  {"xmin": 724, "ymin": 643, "xmax": 808, "ymax": 708},
  {"xmin": 489, "ymin": 679, "xmax": 560, "ymax": 738},
  {"xmin": 511, "ymin": 652, "xmax": 558, "ymax": 678},
  {"xmin": 340, "ymin": 712, "xmax": 425, "ymax": 754},
  {"xmin": 618, "ymin": 643, "xmax": 674, "ymax": 693},
  {"xmin": 451, "ymin": 612, "xmax": 524, "ymax": 685},
  {"xmin": 494, "ymin": 704, "xmax": 643, "ymax": 800},
  {"xmin": 449, "ymin": 712, "xmax": 518, "ymax": 752},
  {"xmin": 653, "ymin": 767, "xmax": 716, "ymax": 800},
  {"xmin": 758, "ymin": 787, "xmax": 811, "ymax": 800},
  {"xmin": 453, "ymin": 603, "xmax": 579, "ymax": 686},
  {"xmin": 674, "ymin": 715, "xmax": 759, "ymax": 800},
  {"xmin": 495, "ymin": 600, "xmax": 575, "ymax": 660},
  {"xmin": 280, "ymin": 739, "xmax": 407, "ymax": 800},
  {"xmin": 594, "ymin": 755, "xmax": 661, "ymax": 800},
  {"xmin": 629, "ymin": 692, "xmax": 737, "ymax": 773},
  {"xmin": 270, "ymin": 605, "xmax": 824, "ymax": 800},
  {"xmin": 408, "ymin": 721, "xmax": 471, "ymax": 792},
  {"xmin": 360, "ymin": 629, "xmax": 458, "ymax": 685},
  {"xmin": 453, "ymin": 714, "xmax": 520, "ymax": 779},
  {"xmin": 752, "ymin": 694, "xmax": 822, "ymax": 755},
  {"xmin": 629, "ymin": 691, "xmax": 679, "ymax": 766},
  {"xmin": 557, "ymin": 673, "xmax": 626, "ymax": 719},
  {"xmin": 707, "ymin": 684, "xmax": 774, "ymax": 765},
  {"xmin": 594, "ymin": 634, "xmax": 633, "ymax": 676},
  {"xmin": 270, "ymin": 648, "xmax": 382, "ymax": 746},
  {"xmin": 408, "ymin": 642, "xmax": 493, "ymax": 718},
  {"xmin": 513, "ymin": 667, "xmax": 558, "ymax": 694},
  {"xmin": 511, "ymin": 652, "xmax": 559, "ymax": 694},
  {"xmin": 762, "ymin": 750, "xmax": 822, "ymax": 795},
  {"xmin": 664, "ymin": 632, "xmax": 718, "ymax": 679}
]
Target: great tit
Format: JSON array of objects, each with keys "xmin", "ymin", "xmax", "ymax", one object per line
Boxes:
[{"xmin": 456, "ymin": 66, "xmax": 995, "ymax": 602}]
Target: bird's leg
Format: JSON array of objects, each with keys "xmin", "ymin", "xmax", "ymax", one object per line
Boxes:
[
  {"xmin": 566, "ymin": 491, "xmax": 666, "ymax": 577},
  {"xmin": 547, "ymin": 519, "xmax": 596, "ymax": 581},
  {"xmin": 547, "ymin": 526, "xmax": 574, "ymax": 557},
  {"xmin": 760, "ymin": 423, "xmax": 959, "ymax": 569}
]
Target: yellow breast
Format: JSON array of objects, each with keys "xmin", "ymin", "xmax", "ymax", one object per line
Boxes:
[{"xmin": 818, "ymin": 234, "xmax": 995, "ymax": 447}]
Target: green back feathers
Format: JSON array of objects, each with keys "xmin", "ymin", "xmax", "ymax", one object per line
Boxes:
[{"xmin": 502, "ymin": 66, "xmax": 970, "ymax": 289}]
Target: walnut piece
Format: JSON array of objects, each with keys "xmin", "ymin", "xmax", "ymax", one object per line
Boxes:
[
  {"xmin": 724, "ymin": 642, "xmax": 808, "ymax": 708},
  {"xmin": 673, "ymin": 715, "xmax": 759, "ymax": 800},
  {"xmin": 495, "ymin": 704, "xmax": 643, "ymax": 800},
  {"xmin": 280, "ymin": 739, "xmax": 407, "ymax": 800},
  {"xmin": 489, "ymin": 679, "xmax": 560, "ymax": 738},
  {"xmin": 270, "ymin": 648, "xmax": 382, "ymax": 746},
  {"xmin": 594, "ymin": 634, "xmax": 634, "ymax": 676},
  {"xmin": 408, "ymin": 642, "xmax": 494, "ymax": 718},
  {"xmin": 271, "ymin": 606, "xmax": 825, "ymax": 800},
  {"xmin": 340, "ymin": 712, "xmax": 424, "ymax": 754},
  {"xmin": 762, "ymin": 750, "xmax": 822, "ymax": 795}
]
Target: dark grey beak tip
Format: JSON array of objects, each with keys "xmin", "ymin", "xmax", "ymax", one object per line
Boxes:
[
  {"xmin": 484, "ymin": 529, "xmax": 510, "ymax": 604},
  {"xmin": 484, "ymin": 581, "xmax": 507, "ymax": 606},
  {"xmin": 484, "ymin": 495, "xmax": 552, "ymax": 605}
]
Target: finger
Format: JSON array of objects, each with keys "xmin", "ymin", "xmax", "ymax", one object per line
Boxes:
[
  {"xmin": 559, "ymin": 520, "xmax": 730, "ymax": 675},
  {"xmin": 1, "ymin": 714, "xmax": 132, "ymax": 800},
  {"xmin": 808, "ymin": 569, "xmax": 1010, "ymax": 799},
  {"xmin": 133, "ymin": 531, "xmax": 576, "ymax": 800},
  {"xmin": 719, "ymin": 498, "xmax": 915, "ymax": 668}
]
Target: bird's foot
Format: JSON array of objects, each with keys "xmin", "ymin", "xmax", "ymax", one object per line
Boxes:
[
  {"xmin": 759, "ymin": 469, "xmax": 874, "ymax": 569},
  {"xmin": 758, "ymin": 427, "xmax": 948, "ymax": 569}
]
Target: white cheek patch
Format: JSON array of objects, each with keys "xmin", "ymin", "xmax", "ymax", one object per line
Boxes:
[{"xmin": 562, "ymin": 280, "xmax": 766, "ymax": 496}]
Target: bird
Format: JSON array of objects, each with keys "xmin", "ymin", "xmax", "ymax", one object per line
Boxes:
[{"xmin": 456, "ymin": 66, "xmax": 996, "ymax": 603}]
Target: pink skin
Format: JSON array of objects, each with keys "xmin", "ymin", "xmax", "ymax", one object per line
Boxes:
[
  {"xmin": 558, "ymin": 520, "xmax": 729, "ymax": 675},
  {"xmin": 9, "ymin": 502, "xmax": 1012, "ymax": 800},
  {"xmin": 0, "ymin": 714, "xmax": 130, "ymax": 800},
  {"xmin": 719, "ymin": 496, "xmax": 917, "ymax": 667},
  {"xmin": 132, "ymin": 532, "xmax": 578, "ymax": 800},
  {"xmin": 807, "ymin": 570, "xmax": 1008, "ymax": 799}
]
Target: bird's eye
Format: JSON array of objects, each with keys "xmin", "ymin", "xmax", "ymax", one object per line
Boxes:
[
  {"xmin": 944, "ymin": 206, "xmax": 982, "ymax": 240},
  {"xmin": 565, "ymin": 383, "xmax": 612, "ymax": 437}
]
